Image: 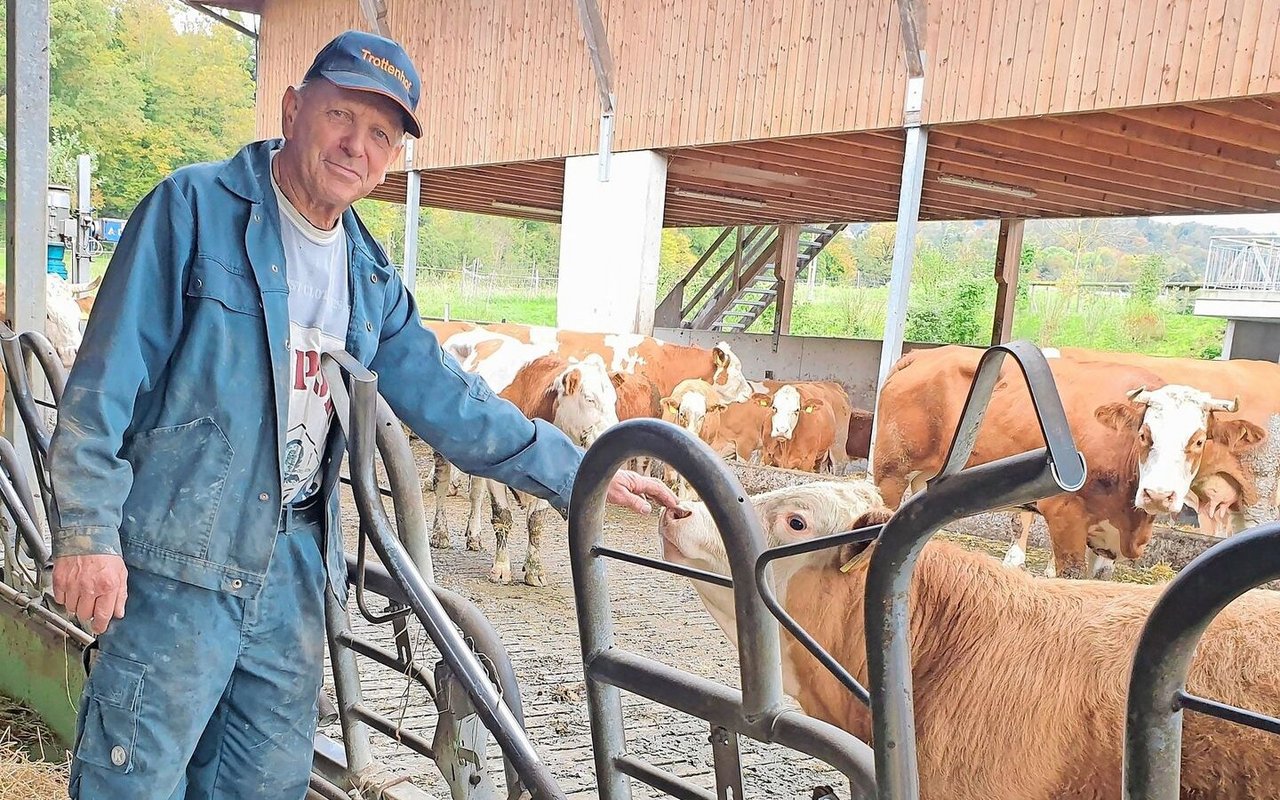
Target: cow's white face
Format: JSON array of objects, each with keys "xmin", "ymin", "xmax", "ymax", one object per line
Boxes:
[
  {"xmin": 1098, "ymin": 385, "xmax": 1241, "ymax": 515},
  {"xmin": 658, "ymin": 481, "xmax": 888, "ymax": 646},
  {"xmin": 553, "ymin": 354, "xmax": 620, "ymax": 447},
  {"xmin": 677, "ymin": 391, "xmax": 710, "ymax": 437},
  {"xmin": 769, "ymin": 385, "xmax": 803, "ymax": 440}
]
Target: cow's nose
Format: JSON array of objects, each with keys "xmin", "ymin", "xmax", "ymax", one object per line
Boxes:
[{"xmin": 1141, "ymin": 489, "xmax": 1178, "ymax": 509}]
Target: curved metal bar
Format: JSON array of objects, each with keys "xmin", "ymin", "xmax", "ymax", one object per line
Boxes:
[
  {"xmin": 0, "ymin": 326, "xmax": 68, "ymax": 458},
  {"xmin": 1123, "ymin": 521, "xmax": 1280, "ymax": 800},
  {"xmin": 754, "ymin": 523, "xmax": 885, "ymax": 708},
  {"xmin": 865, "ymin": 342, "xmax": 1086, "ymax": 800},
  {"xmin": 0, "ymin": 435, "xmax": 51, "ymax": 568},
  {"xmin": 324, "ymin": 351, "xmax": 565, "ymax": 800},
  {"xmin": 372, "ymin": 395, "xmax": 434, "ymax": 581},
  {"xmin": 568, "ymin": 417, "xmax": 877, "ymax": 799}
]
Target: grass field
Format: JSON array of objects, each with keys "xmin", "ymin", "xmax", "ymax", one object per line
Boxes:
[{"xmin": 413, "ymin": 282, "xmax": 1227, "ymax": 358}]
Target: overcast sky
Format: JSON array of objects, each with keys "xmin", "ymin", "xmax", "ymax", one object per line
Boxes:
[{"xmin": 1157, "ymin": 213, "xmax": 1280, "ymax": 235}]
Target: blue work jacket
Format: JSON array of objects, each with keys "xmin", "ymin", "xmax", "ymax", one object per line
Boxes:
[{"xmin": 48, "ymin": 139, "xmax": 584, "ymax": 602}]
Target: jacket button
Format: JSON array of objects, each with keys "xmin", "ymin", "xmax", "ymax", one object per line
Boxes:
[
  {"xmin": 259, "ymin": 492, "xmax": 269, "ymax": 501},
  {"xmin": 195, "ymin": 278, "xmax": 203, "ymax": 288},
  {"xmin": 110, "ymin": 745, "xmax": 127, "ymax": 766},
  {"xmin": 230, "ymin": 579, "xmax": 243, "ymax": 590},
  {"xmin": 253, "ymin": 213, "xmax": 261, "ymax": 222},
  {"xmin": 370, "ymin": 274, "xmax": 378, "ymax": 283},
  {"xmin": 365, "ymin": 322, "xmax": 373, "ymax": 332}
]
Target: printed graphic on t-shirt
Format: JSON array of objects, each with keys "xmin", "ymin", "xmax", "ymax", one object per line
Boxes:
[{"xmin": 282, "ymin": 323, "xmax": 345, "ymax": 502}]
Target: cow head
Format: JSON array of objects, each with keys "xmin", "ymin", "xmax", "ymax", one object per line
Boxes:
[
  {"xmin": 709, "ymin": 342, "xmax": 752, "ymax": 403},
  {"xmin": 659, "ymin": 385, "xmax": 723, "ymax": 438},
  {"xmin": 769, "ymin": 385, "xmax": 825, "ymax": 441},
  {"xmin": 1095, "ymin": 384, "xmax": 1267, "ymax": 515},
  {"xmin": 44, "ymin": 275, "xmax": 96, "ymax": 367},
  {"xmin": 658, "ymin": 480, "xmax": 889, "ymax": 646},
  {"xmin": 553, "ymin": 354, "xmax": 620, "ymax": 447}
]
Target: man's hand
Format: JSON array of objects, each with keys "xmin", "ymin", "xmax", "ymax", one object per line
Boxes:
[
  {"xmin": 52, "ymin": 555, "xmax": 128, "ymax": 635},
  {"xmin": 605, "ymin": 469, "xmax": 681, "ymax": 515}
]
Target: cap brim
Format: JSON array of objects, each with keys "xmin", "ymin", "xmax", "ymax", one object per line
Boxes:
[{"xmin": 315, "ymin": 68, "xmax": 423, "ymax": 138}]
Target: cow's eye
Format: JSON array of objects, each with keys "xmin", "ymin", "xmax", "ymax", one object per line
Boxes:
[{"xmin": 787, "ymin": 516, "xmax": 806, "ymax": 532}]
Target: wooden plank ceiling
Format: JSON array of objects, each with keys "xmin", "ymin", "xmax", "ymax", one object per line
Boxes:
[{"xmin": 367, "ymin": 93, "xmax": 1280, "ymax": 227}]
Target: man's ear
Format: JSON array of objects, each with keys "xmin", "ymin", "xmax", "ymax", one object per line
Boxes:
[{"xmin": 281, "ymin": 85, "xmax": 303, "ymax": 140}]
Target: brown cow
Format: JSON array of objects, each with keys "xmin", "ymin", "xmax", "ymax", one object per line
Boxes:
[
  {"xmin": 660, "ymin": 483, "xmax": 1280, "ymax": 800},
  {"xmin": 873, "ymin": 345, "xmax": 1263, "ymax": 577}
]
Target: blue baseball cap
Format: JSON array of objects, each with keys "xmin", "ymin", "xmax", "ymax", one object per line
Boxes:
[{"xmin": 303, "ymin": 30, "xmax": 423, "ymax": 138}]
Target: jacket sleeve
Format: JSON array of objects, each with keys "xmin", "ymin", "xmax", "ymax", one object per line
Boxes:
[
  {"xmin": 369, "ymin": 272, "xmax": 584, "ymax": 516},
  {"xmin": 47, "ymin": 178, "xmax": 195, "ymax": 557}
]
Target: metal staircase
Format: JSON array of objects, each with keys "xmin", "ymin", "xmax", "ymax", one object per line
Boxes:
[{"xmin": 654, "ymin": 222, "xmax": 848, "ymax": 333}]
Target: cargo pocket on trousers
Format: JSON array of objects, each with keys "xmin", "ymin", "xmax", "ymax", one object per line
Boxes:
[{"xmin": 75, "ymin": 652, "xmax": 147, "ymax": 775}]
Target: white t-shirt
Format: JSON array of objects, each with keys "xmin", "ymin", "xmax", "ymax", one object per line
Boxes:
[{"xmin": 270, "ymin": 153, "xmax": 351, "ymax": 504}]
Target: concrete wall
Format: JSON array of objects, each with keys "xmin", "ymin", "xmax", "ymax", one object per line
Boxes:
[
  {"xmin": 653, "ymin": 327, "xmax": 941, "ymax": 409},
  {"xmin": 1224, "ymin": 320, "xmax": 1280, "ymax": 362},
  {"xmin": 557, "ymin": 151, "xmax": 666, "ymax": 335}
]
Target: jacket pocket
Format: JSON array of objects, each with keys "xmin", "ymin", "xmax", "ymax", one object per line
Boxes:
[
  {"xmin": 75, "ymin": 652, "xmax": 147, "ymax": 774},
  {"xmin": 122, "ymin": 417, "xmax": 233, "ymax": 560},
  {"xmin": 187, "ymin": 256, "xmax": 264, "ymax": 316}
]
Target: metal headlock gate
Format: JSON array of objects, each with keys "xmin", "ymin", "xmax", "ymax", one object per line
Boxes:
[
  {"xmin": 1122, "ymin": 520, "xmax": 1280, "ymax": 800},
  {"xmin": 3, "ymin": 323, "xmax": 1278, "ymax": 800}
]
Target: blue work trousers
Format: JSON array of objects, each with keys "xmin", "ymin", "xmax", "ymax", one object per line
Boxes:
[{"xmin": 68, "ymin": 504, "xmax": 328, "ymax": 800}]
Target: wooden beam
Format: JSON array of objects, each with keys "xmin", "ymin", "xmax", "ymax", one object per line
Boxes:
[
  {"xmin": 356, "ymin": 0, "xmax": 391, "ymax": 37},
  {"xmin": 991, "ymin": 218, "xmax": 1025, "ymax": 345},
  {"xmin": 573, "ymin": 0, "xmax": 616, "ymax": 111},
  {"xmin": 774, "ymin": 223, "xmax": 801, "ymax": 336},
  {"xmin": 896, "ymin": 0, "xmax": 927, "ymax": 78}
]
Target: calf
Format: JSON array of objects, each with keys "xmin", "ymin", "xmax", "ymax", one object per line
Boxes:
[
  {"xmin": 660, "ymin": 484, "xmax": 1280, "ymax": 800},
  {"xmin": 763, "ymin": 385, "xmax": 840, "ymax": 473}
]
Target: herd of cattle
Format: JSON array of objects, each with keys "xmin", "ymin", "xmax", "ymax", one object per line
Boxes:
[{"xmin": 422, "ymin": 319, "xmax": 1280, "ymax": 589}]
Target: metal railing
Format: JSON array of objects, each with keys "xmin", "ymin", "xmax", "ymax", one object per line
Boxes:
[
  {"xmin": 1123, "ymin": 520, "xmax": 1280, "ymax": 799},
  {"xmin": 1201, "ymin": 234, "xmax": 1280, "ymax": 292},
  {"xmin": 568, "ymin": 416, "xmax": 879, "ymax": 800}
]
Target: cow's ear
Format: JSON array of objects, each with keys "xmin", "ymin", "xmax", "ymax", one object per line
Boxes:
[
  {"xmin": 713, "ymin": 347, "xmax": 728, "ymax": 367},
  {"xmin": 803, "ymin": 398, "xmax": 826, "ymax": 414},
  {"xmin": 750, "ymin": 392, "xmax": 772, "ymax": 407},
  {"xmin": 610, "ymin": 371, "xmax": 627, "ymax": 389},
  {"xmin": 562, "ymin": 370, "xmax": 581, "ymax": 396},
  {"xmin": 837, "ymin": 507, "xmax": 892, "ymax": 572},
  {"xmin": 1208, "ymin": 418, "xmax": 1268, "ymax": 451},
  {"xmin": 1095, "ymin": 402, "xmax": 1141, "ymax": 432},
  {"xmin": 660, "ymin": 396, "xmax": 679, "ymax": 414}
]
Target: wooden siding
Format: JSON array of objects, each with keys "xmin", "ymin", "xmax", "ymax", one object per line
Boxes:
[{"xmin": 257, "ymin": 0, "xmax": 1280, "ymax": 171}]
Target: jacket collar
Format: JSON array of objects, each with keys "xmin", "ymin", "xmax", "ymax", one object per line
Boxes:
[{"xmin": 217, "ymin": 138, "xmax": 384, "ymax": 265}]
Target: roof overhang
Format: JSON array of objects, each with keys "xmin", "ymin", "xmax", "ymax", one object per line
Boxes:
[{"xmin": 369, "ymin": 93, "xmax": 1280, "ymax": 227}]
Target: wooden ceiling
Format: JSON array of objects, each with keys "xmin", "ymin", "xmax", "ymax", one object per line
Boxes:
[{"xmin": 368, "ymin": 93, "xmax": 1280, "ymax": 228}]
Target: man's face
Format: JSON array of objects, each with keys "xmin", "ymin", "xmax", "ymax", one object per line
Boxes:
[{"xmin": 280, "ymin": 78, "xmax": 406, "ymax": 214}]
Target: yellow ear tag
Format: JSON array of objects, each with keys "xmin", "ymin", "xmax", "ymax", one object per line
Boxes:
[
  {"xmin": 804, "ymin": 405, "xmax": 814, "ymax": 413},
  {"xmin": 839, "ymin": 556, "xmax": 858, "ymax": 573}
]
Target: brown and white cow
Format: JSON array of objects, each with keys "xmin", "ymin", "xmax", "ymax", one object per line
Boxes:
[
  {"xmin": 874, "ymin": 345, "xmax": 1263, "ymax": 577},
  {"xmin": 762, "ymin": 382, "xmax": 852, "ymax": 473},
  {"xmin": 1062, "ymin": 347, "xmax": 1280, "ymax": 533},
  {"xmin": 660, "ymin": 483, "xmax": 1280, "ymax": 800},
  {"xmin": 484, "ymin": 353, "xmax": 622, "ymax": 585}
]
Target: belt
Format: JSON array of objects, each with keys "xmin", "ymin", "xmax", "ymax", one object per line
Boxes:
[{"xmin": 279, "ymin": 492, "xmax": 324, "ymax": 533}]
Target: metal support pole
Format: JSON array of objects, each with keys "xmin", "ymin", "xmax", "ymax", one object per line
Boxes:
[
  {"xmin": 75, "ymin": 155, "xmax": 95, "ymax": 284},
  {"xmin": 402, "ymin": 140, "xmax": 420, "ymax": 300},
  {"xmin": 5, "ymin": 0, "xmax": 50, "ymax": 456},
  {"xmin": 867, "ymin": 125, "xmax": 928, "ymax": 473}
]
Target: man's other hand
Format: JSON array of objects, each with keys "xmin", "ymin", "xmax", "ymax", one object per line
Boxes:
[
  {"xmin": 52, "ymin": 554, "xmax": 128, "ymax": 635},
  {"xmin": 605, "ymin": 470, "xmax": 681, "ymax": 515}
]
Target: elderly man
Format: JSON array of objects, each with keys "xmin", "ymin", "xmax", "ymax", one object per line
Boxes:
[{"xmin": 48, "ymin": 30, "xmax": 676, "ymax": 799}]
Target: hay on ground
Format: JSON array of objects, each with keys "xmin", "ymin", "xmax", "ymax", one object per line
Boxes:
[{"xmin": 0, "ymin": 696, "xmax": 69, "ymax": 800}]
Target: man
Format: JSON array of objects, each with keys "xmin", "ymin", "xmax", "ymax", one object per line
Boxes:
[{"xmin": 48, "ymin": 30, "xmax": 677, "ymax": 799}]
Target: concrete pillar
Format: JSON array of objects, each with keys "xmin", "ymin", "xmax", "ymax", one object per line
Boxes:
[{"xmin": 557, "ymin": 150, "xmax": 667, "ymax": 334}]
